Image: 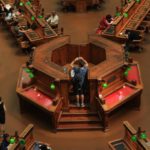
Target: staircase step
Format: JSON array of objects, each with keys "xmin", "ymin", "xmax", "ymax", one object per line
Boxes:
[
  {"xmin": 59, "ymin": 115, "xmax": 101, "ymax": 123},
  {"xmin": 69, "ymin": 105, "xmax": 92, "ymax": 113},
  {"xmin": 57, "ymin": 123, "xmax": 103, "ymax": 131},
  {"xmin": 62, "ymin": 112, "xmax": 97, "ymax": 116},
  {"xmin": 63, "ymin": 106, "xmax": 97, "ymax": 116},
  {"xmin": 57, "ymin": 106, "xmax": 102, "ymax": 131}
]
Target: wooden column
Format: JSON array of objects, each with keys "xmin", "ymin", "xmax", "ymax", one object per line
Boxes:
[
  {"xmin": 60, "ymin": 80, "xmax": 69, "ymax": 111},
  {"xmin": 89, "ymin": 79, "xmax": 97, "ymax": 111},
  {"xmin": 76, "ymin": 0, "xmax": 87, "ymax": 12}
]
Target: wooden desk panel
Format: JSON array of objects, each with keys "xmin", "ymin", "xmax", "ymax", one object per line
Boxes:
[
  {"xmin": 102, "ymin": 0, "xmax": 150, "ymax": 41},
  {"xmin": 109, "ymin": 121, "xmax": 150, "ymax": 150},
  {"xmin": 18, "ymin": 2, "xmax": 57, "ymax": 44},
  {"xmin": 24, "ymin": 30, "xmax": 42, "ymax": 42},
  {"xmin": 62, "ymin": 0, "xmax": 101, "ymax": 12}
]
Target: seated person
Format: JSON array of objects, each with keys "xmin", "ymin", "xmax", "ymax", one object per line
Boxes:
[
  {"xmin": 5, "ymin": 11, "xmax": 12, "ymax": 21},
  {"xmin": 92, "ymin": 0, "xmax": 101, "ymax": 9},
  {"xmin": 124, "ymin": 29, "xmax": 143, "ymax": 51},
  {"xmin": 96, "ymin": 14, "xmax": 113, "ymax": 34},
  {"xmin": 61, "ymin": 1, "xmax": 75, "ymax": 12},
  {"xmin": 4, "ymin": 5, "xmax": 13, "ymax": 21},
  {"xmin": 38, "ymin": 144, "xmax": 51, "ymax": 150},
  {"xmin": 70, "ymin": 57, "xmax": 88, "ymax": 107},
  {"xmin": 46, "ymin": 11, "xmax": 59, "ymax": 30},
  {"xmin": 0, "ymin": 133, "xmax": 10, "ymax": 150},
  {"xmin": 12, "ymin": 8, "xmax": 22, "ymax": 20},
  {"xmin": 11, "ymin": 21, "xmax": 25, "ymax": 37},
  {"xmin": 125, "ymin": 29, "xmax": 142, "ymax": 41}
]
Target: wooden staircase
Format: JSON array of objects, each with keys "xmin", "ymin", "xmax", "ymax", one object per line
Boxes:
[{"xmin": 57, "ymin": 105, "xmax": 103, "ymax": 131}]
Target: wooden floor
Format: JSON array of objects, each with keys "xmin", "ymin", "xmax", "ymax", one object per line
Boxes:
[{"xmin": 0, "ymin": 0, "xmax": 150, "ymax": 150}]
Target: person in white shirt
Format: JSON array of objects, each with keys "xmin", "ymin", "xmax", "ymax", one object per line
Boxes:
[{"xmin": 46, "ymin": 11, "xmax": 59, "ymax": 30}]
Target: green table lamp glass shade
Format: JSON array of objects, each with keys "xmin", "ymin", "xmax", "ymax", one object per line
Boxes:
[
  {"xmin": 29, "ymin": 73, "xmax": 34, "ymax": 78},
  {"xmin": 136, "ymin": 0, "xmax": 141, "ymax": 3},
  {"xmin": 19, "ymin": 2, "xmax": 24, "ymax": 6},
  {"xmin": 38, "ymin": 15, "xmax": 43, "ymax": 18},
  {"xmin": 140, "ymin": 133, "xmax": 147, "ymax": 139},
  {"xmin": 9, "ymin": 138, "xmax": 16, "ymax": 144},
  {"xmin": 102, "ymin": 83, "xmax": 108, "ymax": 88},
  {"xmin": 127, "ymin": 67, "xmax": 131, "ymax": 71},
  {"xmin": 50, "ymin": 83, "xmax": 56, "ymax": 90},
  {"xmin": 123, "ymin": 12, "xmax": 128, "ymax": 18},
  {"xmin": 26, "ymin": 1, "xmax": 31, "ymax": 5},
  {"xmin": 31, "ymin": 16, "xmax": 35, "ymax": 21},
  {"xmin": 25, "ymin": 68, "xmax": 31, "ymax": 73},
  {"xmin": 20, "ymin": 139, "xmax": 26, "ymax": 145},
  {"xmin": 131, "ymin": 135, "xmax": 137, "ymax": 142},
  {"xmin": 116, "ymin": 12, "xmax": 121, "ymax": 17},
  {"xmin": 124, "ymin": 71, "xmax": 128, "ymax": 76}
]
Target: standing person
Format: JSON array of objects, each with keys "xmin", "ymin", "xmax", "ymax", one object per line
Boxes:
[
  {"xmin": 46, "ymin": 11, "xmax": 59, "ymax": 30},
  {"xmin": 0, "ymin": 97, "xmax": 6, "ymax": 133},
  {"xmin": 70, "ymin": 57, "xmax": 88, "ymax": 107}
]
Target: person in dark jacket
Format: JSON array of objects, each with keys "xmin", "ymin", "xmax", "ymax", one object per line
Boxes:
[
  {"xmin": 0, "ymin": 133, "xmax": 9, "ymax": 150},
  {"xmin": 0, "ymin": 97, "xmax": 6, "ymax": 133},
  {"xmin": 124, "ymin": 29, "xmax": 143, "ymax": 52}
]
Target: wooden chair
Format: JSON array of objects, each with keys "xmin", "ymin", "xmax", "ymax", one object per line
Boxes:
[{"xmin": 19, "ymin": 40, "xmax": 30, "ymax": 51}]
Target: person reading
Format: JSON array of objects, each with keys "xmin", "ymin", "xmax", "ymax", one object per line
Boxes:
[
  {"xmin": 124, "ymin": 29, "xmax": 143, "ymax": 52},
  {"xmin": 96, "ymin": 14, "xmax": 114, "ymax": 34}
]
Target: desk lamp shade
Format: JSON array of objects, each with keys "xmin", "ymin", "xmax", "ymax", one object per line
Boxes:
[
  {"xmin": 29, "ymin": 73, "xmax": 34, "ymax": 78},
  {"xmin": 116, "ymin": 12, "xmax": 121, "ymax": 16},
  {"xmin": 26, "ymin": 1, "xmax": 31, "ymax": 5},
  {"xmin": 20, "ymin": 139, "xmax": 26, "ymax": 145},
  {"xmin": 50, "ymin": 83, "xmax": 55, "ymax": 90},
  {"xmin": 38, "ymin": 15, "xmax": 43, "ymax": 18},
  {"xmin": 140, "ymin": 133, "xmax": 147, "ymax": 139},
  {"xmin": 124, "ymin": 71, "xmax": 128, "ymax": 76},
  {"xmin": 31, "ymin": 16, "xmax": 35, "ymax": 21},
  {"xmin": 102, "ymin": 83, "xmax": 108, "ymax": 88},
  {"xmin": 131, "ymin": 135, "xmax": 137, "ymax": 142},
  {"xmin": 19, "ymin": 2, "xmax": 24, "ymax": 6},
  {"xmin": 127, "ymin": 67, "xmax": 131, "ymax": 71},
  {"xmin": 25, "ymin": 68, "xmax": 31, "ymax": 73},
  {"xmin": 123, "ymin": 12, "xmax": 128, "ymax": 18},
  {"xmin": 136, "ymin": 0, "xmax": 141, "ymax": 2},
  {"xmin": 9, "ymin": 138, "xmax": 16, "ymax": 144}
]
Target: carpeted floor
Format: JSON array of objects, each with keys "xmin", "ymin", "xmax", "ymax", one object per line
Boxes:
[{"xmin": 0, "ymin": 0, "xmax": 150, "ymax": 150}]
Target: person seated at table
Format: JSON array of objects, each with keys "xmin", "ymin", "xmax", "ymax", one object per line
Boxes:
[
  {"xmin": 92, "ymin": 0, "xmax": 101, "ymax": 9},
  {"xmin": 60, "ymin": 1, "xmax": 75, "ymax": 12},
  {"xmin": 124, "ymin": 29, "xmax": 143, "ymax": 52},
  {"xmin": 12, "ymin": 8, "xmax": 22, "ymax": 20},
  {"xmin": 11, "ymin": 21, "xmax": 27, "ymax": 37},
  {"xmin": 0, "ymin": 133, "xmax": 10, "ymax": 150},
  {"xmin": 70, "ymin": 57, "xmax": 88, "ymax": 107},
  {"xmin": 46, "ymin": 11, "xmax": 59, "ymax": 30},
  {"xmin": 38, "ymin": 144, "xmax": 51, "ymax": 150},
  {"xmin": 4, "ymin": 4, "xmax": 11, "ymax": 15},
  {"xmin": 96, "ymin": 14, "xmax": 114, "ymax": 34},
  {"xmin": 4, "ymin": 7, "xmax": 15, "ymax": 22}
]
